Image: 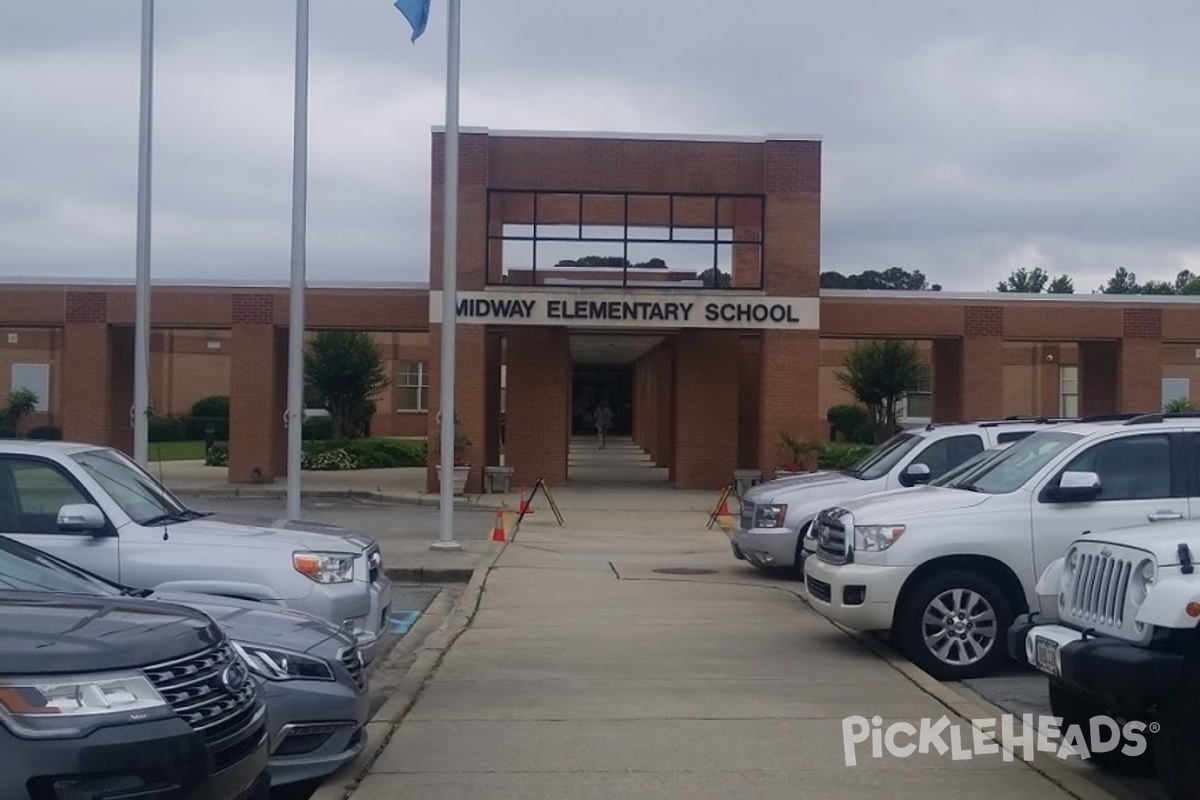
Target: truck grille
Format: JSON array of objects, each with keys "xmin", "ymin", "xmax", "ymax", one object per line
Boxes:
[
  {"xmin": 1059, "ymin": 543, "xmax": 1155, "ymax": 644},
  {"xmin": 340, "ymin": 646, "xmax": 367, "ymax": 692},
  {"xmin": 143, "ymin": 641, "xmax": 262, "ymax": 763},
  {"xmin": 815, "ymin": 508, "xmax": 852, "ymax": 565}
]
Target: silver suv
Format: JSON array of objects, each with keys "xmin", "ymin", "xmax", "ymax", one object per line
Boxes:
[
  {"xmin": 0, "ymin": 441, "xmax": 393, "ymax": 664},
  {"xmin": 731, "ymin": 418, "xmax": 1069, "ymax": 577}
]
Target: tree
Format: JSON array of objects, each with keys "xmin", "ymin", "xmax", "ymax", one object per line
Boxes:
[
  {"xmin": 304, "ymin": 331, "xmax": 391, "ymax": 440},
  {"xmin": 820, "ymin": 267, "xmax": 941, "ymax": 292},
  {"xmin": 835, "ymin": 340, "xmax": 929, "ymax": 444},
  {"xmin": 0, "ymin": 389, "xmax": 38, "ymax": 438},
  {"xmin": 997, "ymin": 267, "xmax": 1050, "ymax": 293},
  {"xmin": 1047, "ymin": 275, "xmax": 1075, "ymax": 294},
  {"xmin": 1099, "ymin": 267, "xmax": 1140, "ymax": 294},
  {"xmin": 698, "ymin": 267, "xmax": 731, "ymax": 287}
]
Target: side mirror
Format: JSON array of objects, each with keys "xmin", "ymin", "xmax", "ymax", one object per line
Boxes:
[
  {"xmin": 1051, "ymin": 471, "xmax": 1102, "ymax": 502},
  {"xmin": 900, "ymin": 463, "xmax": 932, "ymax": 487},
  {"xmin": 57, "ymin": 504, "xmax": 108, "ymax": 534}
]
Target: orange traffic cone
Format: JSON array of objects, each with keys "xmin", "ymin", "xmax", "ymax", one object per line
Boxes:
[
  {"xmin": 490, "ymin": 510, "xmax": 507, "ymax": 542},
  {"xmin": 518, "ymin": 486, "xmax": 535, "ymax": 515}
]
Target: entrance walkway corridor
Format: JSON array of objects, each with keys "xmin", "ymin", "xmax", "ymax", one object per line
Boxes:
[
  {"xmin": 567, "ymin": 435, "xmax": 669, "ymax": 485},
  {"xmin": 345, "ymin": 493, "xmax": 1080, "ymax": 800}
]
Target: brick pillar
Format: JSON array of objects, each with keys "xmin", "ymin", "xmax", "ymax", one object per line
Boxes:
[
  {"xmin": 228, "ymin": 295, "xmax": 284, "ymax": 483},
  {"xmin": 1079, "ymin": 341, "xmax": 1119, "ymax": 417},
  {"xmin": 962, "ymin": 306, "xmax": 1005, "ymax": 420},
  {"xmin": 763, "ymin": 139, "xmax": 821, "ymax": 297},
  {"xmin": 504, "ymin": 327, "xmax": 571, "ymax": 486},
  {"xmin": 1119, "ymin": 308, "xmax": 1163, "ymax": 413},
  {"xmin": 732, "ymin": 197, "xmax": 763, "ymax": 288},
  {"xmin": 484, "ymin": 331, "xmax": 503, "ymax": 470},
  {"xmin": 738, "ymin": 334, "xmax": 761, "ymax": 468},
  {"xmin": 631, "ymin": 355, "xmax": 646, "ymax": 450},
  {"xmin": 673, "ymin": 331, "xmax": 738, "ymax": 489},
  {"xmin": 653, "ymin": 342, "xmax": 676, "ymax": 472},
  {"xmin": 108, "ymin": 327, "xmax": 134, "ymax": 455},
  {"xmin": 931, "ymin": 338, "xmax": 963, "ymax": 422},
  {"xmin": 61, "ymin": 292, "xmax": 113, "ymax": 446},
  {"xmin": 757, "ymin": 330, "xmax": 821, "ymax": 478}
]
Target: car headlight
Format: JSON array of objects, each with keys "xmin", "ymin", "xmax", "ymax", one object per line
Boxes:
[
  {"xmin": 0, "ymin": 671, "xmax": 170, "ymax": 738},
  {"xmin": 753, "ymin": 504, "xmax": 787, "ymax": 529},
  {"xmin": 853, "ymin": 524, "xmax": 906, "ymax": 552},
  {"xmin": 293, "ymin": 552, "xmax": 355, "ymax": 583},
  {"xmin": 1128, "ymin": 558, "xmax": 1157, "ymax": 605},
  {"xmin": 232, "ymin": 642, "xmax": 334, "ymax": 682}
]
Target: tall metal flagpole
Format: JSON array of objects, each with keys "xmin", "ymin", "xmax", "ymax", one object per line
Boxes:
[
  {"xmin": 432, "ymin": 0, "xmax": 462, "ymax": 550},
  {"xmin": 133, "ymin": 0, "xmax": 155, "ymax": 465},
  {"xmin": 286, "ymin": 0, "xmax": 310, "ymax": 520}
]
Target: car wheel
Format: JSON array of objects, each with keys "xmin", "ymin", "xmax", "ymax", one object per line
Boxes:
[
  {"xmin": 1155, "ymin": 660, "xmax": 1200, "ymax": 798},
  {"xmin": 1048, "ymin": 681, "xmax": 1155, "ymax": 775},
  {"xmin": 898, "ymin": 570, "xmax": 1012, "ymax": 681}
]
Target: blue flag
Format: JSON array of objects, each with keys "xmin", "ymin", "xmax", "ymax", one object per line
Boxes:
[{"xmin": 394, "ymin": 0, "xmax": 431, "ymax": 42}]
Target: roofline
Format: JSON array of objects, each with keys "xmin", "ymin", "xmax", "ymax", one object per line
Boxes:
[
  {"xmin": 0, "ymin": 277, "xmax": 431, "ymax": 291},
  {"xmin": 430, "ymin": 126, "xmax": 823, "ymax": 144},
  {"xmin": 819, "ymin": 289, "xmax": 1200, "ymax": 305}
]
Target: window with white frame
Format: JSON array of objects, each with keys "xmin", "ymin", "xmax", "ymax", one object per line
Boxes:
[
  {"xmin": 396, "ymin": 361, "xmax": 428, "ymax": 412},
  {"xmin": 1060, "ymin": 365, "xmax": 1079, "ymax": 417},
  {"xmin": 1163, "ymin": 378, "xmax": 1190, "ymax": 410},
  {"xmin": 11, "ymin": 364, "xmax": 50, "ymax": 412},
  {"xmin": 898, "ymin": 374, "xmax": 932, "ymax": 421}
]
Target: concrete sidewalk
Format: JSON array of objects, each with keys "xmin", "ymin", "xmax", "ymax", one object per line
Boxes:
[{"xmin": 333, "ymin": 504, "xmax": 1093, "ymax": 800}]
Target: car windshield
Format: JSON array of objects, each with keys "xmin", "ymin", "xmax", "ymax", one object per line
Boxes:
[
  {"xmin": 954, "ymin": 431, "xmax": 1084, "ymax": 495},
  {"xmin": 930, "ymin": 445, "xmax": 1008, "ymax": 487},
  {"xmin": 71, "ymin": 448, "xmax": 200, "ymax": 527},
  {"xmin": 843, "ymin": 433, "xmax": 923, "ymax": 481},
  {"xmin": 0, "ymin": 535, "xmax": 124, "ymax": 597}
]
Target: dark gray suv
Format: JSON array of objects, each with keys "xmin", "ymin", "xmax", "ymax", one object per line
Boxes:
[{"xmin": 0, "ymin": 592, "xmax": 269, "ymax": 799}]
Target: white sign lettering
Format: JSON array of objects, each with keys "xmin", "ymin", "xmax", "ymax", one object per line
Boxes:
[{"xmin": 429, "ymin": 290, "xmax": 819, "ymax": 330}]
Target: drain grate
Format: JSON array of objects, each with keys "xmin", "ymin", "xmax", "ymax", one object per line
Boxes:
[{"xmin": 653, "ymin": 567, "xmax": 718, "ymax": 575}]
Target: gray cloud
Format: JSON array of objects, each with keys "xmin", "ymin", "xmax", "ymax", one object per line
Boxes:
[{"xmin": 4, "ymin": 0, "xmax": 1200, "ymax": 292}]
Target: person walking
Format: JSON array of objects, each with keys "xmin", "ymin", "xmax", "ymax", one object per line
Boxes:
[{"xmin": 593, "ymin": 402, "xmax": 613, "ymax": 450}]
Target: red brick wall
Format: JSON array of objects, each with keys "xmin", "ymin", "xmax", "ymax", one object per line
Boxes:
[
  {"xmin": 228, "ymin": 295, "xmax": 283, "ymax": 483},
  {"xmin": 505, "ymin": 328, "xmax": 571, "ymax": 486},
  {"xmin": 757, "ymin": 330, "xmax": 821, "ymax": 477},
  {"xmin": 1079, "ymin": 341, "xmax": 1119, "ymax": 417},
  {"xmin": 738, "ymin": 335, "xmax": 762, "ymax": 468},
  {"xmin": 674, "ymin": 331, "xmax": 739, "ymax": 489}
]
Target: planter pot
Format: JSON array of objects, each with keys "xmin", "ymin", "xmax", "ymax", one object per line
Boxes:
[{"xmin": 437, "ymin": 465, "xmax": 471, "ymax": 495}]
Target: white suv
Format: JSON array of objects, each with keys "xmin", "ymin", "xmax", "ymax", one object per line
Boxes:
[
  {"xmin": 731, "ymin": 418, "xmax": 1067, "ymax": 578},
  {"xmin": 1011, "ymin": 523, "xmax": 1200, "ymax": 797},
  {"xmin": 804, "ymin": 413, "xmax": 1199, "ymax": 680}
]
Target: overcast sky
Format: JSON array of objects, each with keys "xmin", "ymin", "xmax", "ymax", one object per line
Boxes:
[{"xmin": 3, "ymin": 1, "xmax": 1200, "ymax": 292}]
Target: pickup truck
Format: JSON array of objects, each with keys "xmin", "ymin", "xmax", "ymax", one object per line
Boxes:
[{"xmin": 0, "ymin": 440, "xmax": 393, "ymax": 664}]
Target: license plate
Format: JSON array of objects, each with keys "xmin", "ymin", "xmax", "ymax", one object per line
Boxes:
[{"xmin": 1033, "ymin": 636, "xmax": 1060, "ymax": 676}]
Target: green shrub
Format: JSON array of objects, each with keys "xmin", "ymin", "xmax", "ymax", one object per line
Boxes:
[
  {"xmin": 307, "ymin": 437, "xmax": 427, "ymax": 469},
  {"xmin": 205, "ymin": 443, "xmax": 229, "ymax": 467},
  {"xmin": 817, "ymin": 442, "xmax": 875, "ymax": 470},
  {"xmin": 302, "ymin": 416, "xmax": 334, "ymax": 441},
  {"xmin": 149, "ymin": 417, "xmax": 188, "ymax": 443},
  {"xmin": 204, "ymin": 438, "xmax": 427, "ymax": 471},
  {"xmin": 302, "ymin": 447, "xmax": 358, "ymax": 471},
  {"xmin": 827, "ymin": 404, "xmax": 870, "ymax": 441},
  {"xmin": 0, "ymin": 421, "xmax": 16, "ymax": 439},
  {"xmin": 26, "ymin": 425, "xmax": 63, "ymax": 441},
  {"xmin": 183, "ymin": 416, "xmax": 230, "ymax": 441},
  {"xmin": 191, "ymin": 395, "xmax": 230, "ymax": 418}
]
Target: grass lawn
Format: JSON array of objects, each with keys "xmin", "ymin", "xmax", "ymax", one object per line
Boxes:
[{"xmin": 149, "ymin": 440, "xmax": 208, "ymax": 461}]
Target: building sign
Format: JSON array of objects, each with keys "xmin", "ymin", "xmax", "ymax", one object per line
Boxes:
[{"xmin": 429, "ymin": 290, "xmax": 819, "ymax": 330}]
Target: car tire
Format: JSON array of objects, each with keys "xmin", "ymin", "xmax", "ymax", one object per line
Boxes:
[
  {"xmin": 1155, "ymin": 660, "xmax": 1200, "ymax": 798},
  {"xmin": 898, "ymin": 570, "xmax": 1012, "ymax": 681},
  {"xmin": 1048, "ymin": 681, "xmax": 1155, "ymax": 776}
]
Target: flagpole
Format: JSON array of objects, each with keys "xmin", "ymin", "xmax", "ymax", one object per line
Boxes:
[
  {"xmin": 432, "ymin": 0, "xmax": 462, "ymax": 551},
  {"xmin": 286, "ymin": 0, "xmax": 310, "ymax": 521},
  {"xmin": 133, "ymin": 0, "xmax": 154, "ymax": 465}
]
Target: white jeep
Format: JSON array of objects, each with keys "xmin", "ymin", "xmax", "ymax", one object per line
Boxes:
[{"xmin": 1010, "ymin": 522, "xmax": 1200, "ymax": 799}]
